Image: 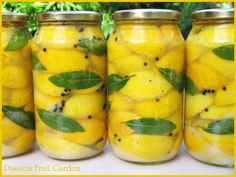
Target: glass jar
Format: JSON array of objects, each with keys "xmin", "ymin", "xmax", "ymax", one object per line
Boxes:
[
  {"xmin": 32, "ymin": 12, "xmax": 107, "ymax": 160},
  {"xmin": 107, "ymin": 9, "xmax": 185, "ymax": 163},
  {"xmin": 2, "ymin": 13, "xmax": 35, "ymax": 157},
  {"xmin": 185, "ymin": 8, "xmax": 234, "ymax": 166}
]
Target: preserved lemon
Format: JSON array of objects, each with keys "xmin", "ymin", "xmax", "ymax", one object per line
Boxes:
[
  {"xmin": 2, "ymin": 13, "xmax": 35, "ymax": 158},
  {"xmin": 32, "ymin": 12, "xmax": 107, "ymax": 160},
  {"xmin": 108, "ymin": 9, "xmax": 184, "ymax": 163},
  {"xmin": 185, "ymin": 9, "xmax": 234, "ymax": 166}
]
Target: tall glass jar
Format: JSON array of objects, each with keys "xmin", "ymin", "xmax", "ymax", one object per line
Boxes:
[
  {"xmin": 107, "ymin": 9, "xmax": 185, "ymax": 163},
  {"xmin": 2, "ymin": 13, "xmax": 35, "ymax": 157},
  {"xmin": 32, "ymin": 12, "xmax": 107, "ymax": 160},
  {"xmin": 185, "ymin": 9, "xmax": 234, "ymax": 166}
]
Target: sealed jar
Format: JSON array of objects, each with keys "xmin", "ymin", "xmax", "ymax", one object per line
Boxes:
[
  {"xmin": 185, "ymin": 9, "xmax": 234, "ymax": 166},
  {"xmin": 2, "ymin": 13, "xmax": 35, "ymax": 157},
  {"xmin": 32, "ymin": 12, "xmax": 107, "ymax": 160},
  {"xmin": 107, "ymin": 9, "xmax": 185, "ymax": 163}
]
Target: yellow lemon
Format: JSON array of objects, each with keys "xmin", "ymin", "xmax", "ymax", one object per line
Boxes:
[
  {"xmin": 60, "ymin": 119, "xmax": 106, "ymax": 145},
  {"xmin": 119, "ymin": 24, "xmax": 165, "ymax": 57},
  {"xmin": 35, "ymin": 25, "xmax": 79, "ymax": 49},
  {"xmin": 108, "ymin": 32, "xmax": 132, "ymax": 61},
  {"xmin": 199, "ymin": 105, "xmax": 234, "ymax": 120},
  {"xmin": 108, "ymin": 111, "xmax": 137, "ymax": 137},
  {"xmin": 185, "ymin": 93, "xmax": 214, "ymax": 118},
  {"xmin": 2, "ymin": 65, "xmax": 30, "ymax": 89},
  {"xmin": 155, "ymin": 45, "xmax": 185, "ymax": 72},
  {"xmin": 160, "ymin": 24, "xmax": 184, "ymax": 49},
  {"xmin": 34, "ymin": 71, "xmax": 66, "ymax": 97},
  {"xmin": 199, "ymin": 51, "xmax": 234, "ymax": 80},
  {"xmin": 90, "ymin": 54, "xmax": 106, "ymax": 78},
  {"xmin": 109, "ymin": 92, "xmax": 134, "ymax": 111},
  {"xmin": 34, "ymin": 90, "xmax": 65, "ymax": 111},
  {"xmin": 2, "ymin": 116, "xmax": 25, "ymax": 143},
  {"xmin": 8, "ymin": 87, "xmax": 33, "ymax": 107},
  {"xmin": 134, "ymin": 89, "xmax": 182, "ymax": 118},
  {"xmin": 198, "ymin": 24, "xmax": 234, "ymax": 48},
  {"xmin": 184, "ymin": 126, "xmax": 211, "ymax": 154},
  {"xmin": 115, "ymin": 134, "xmax": 177, "ymax": 161},
  {"xmin": 120, "ymin": 71, "xmax": 172, "ymax": 101},
  {"xmin": 215, "ymin": 82, "xmax": 234, "ymax": 106},
  {"xmin": 63, "ymin": 92, "xmax": 104, "ymax": 119},
  {"xmin": 37, "ymin": 49, "xmax": 88, "ymax": 73},
  {"xmin": 9, "ymin": 130, "xmax": 35, "ymax": 150},
  {"xmin": 199, "ymin": 128, "xmax": 234, "ymax": 156},
  {"xmin": 112, "ymin": 54, "xmax": 151, "ymax": 75},
  {"xmin": 36, "ymin": 132, "xmax": 98, "ymax": 159},
  {"xmin": 186, "ymin": 36, "xmax": 209, "ymax": 63},
  {"xmin": 187, "ymin": 62, "xmax": 229, "ymax": 90}
]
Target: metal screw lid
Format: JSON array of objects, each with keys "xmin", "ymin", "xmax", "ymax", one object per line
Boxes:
[
  {"xmin": 2, "ymin": 12, "xmax": 29, "ymax": 22},
  {"xmin": 112, "ymin": 9, "xmax": 180, "ymax": 21},
  {"xmin": 36, "ymin": 11, "xmax": 102, "ymax": 22},
  {"xmin": 192, "ymin": 8, "xmax": 234, "ymax": 21}
]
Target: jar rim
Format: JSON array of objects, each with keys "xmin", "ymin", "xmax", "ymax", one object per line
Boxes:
[
  {"xmin": 192, "ymin": 8, "xmax": 234, "ymax": 21},
  {"xmin": 36, "ymin": 11, "xmax": 102, "ymax": 22},
  {"xmin": 112, "ymin": 9, "xmax": 180, "ymax": 21},
  {"xmin": 2, "ymin": 12, "xmax": 29, "ymax": 22}
]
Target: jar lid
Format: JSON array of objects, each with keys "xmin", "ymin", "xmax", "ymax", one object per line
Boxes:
[
  {"xmin": 2, "ymin": 12, "xmax": 29, "ymax": 22},
  {"xmin": 36, "ymin": 11, "xmax": 102, "ymax": 22},
  {"xmin": 112, "ymin": 9, "xmax": 180, "ymax": 21},
  {"xmin": 192, "ymin": 8, "xmax": 234, "ymax": 21}
]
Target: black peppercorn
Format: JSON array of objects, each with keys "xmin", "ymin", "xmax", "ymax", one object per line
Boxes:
[
  {"xmin": 202, "ymin": 89, "xmax": 207, "ymax": 95},
  {"xmin": 156, "ymin": 98, "xmax": 160, "ymax": 102},
  {"xmin": 222, "ymin": 86, "xmax": 227, "ymax": 91},
  {"xmin": 43, "ymin": 48, "xmax": 47, "ymax": 52},
  {"xmin": 79, "ymin": 26, "xmax": 84, "ymax": 32},
  {"xmin": 103, "ymin": 103, "xmax": 106, "ymax": 110}
]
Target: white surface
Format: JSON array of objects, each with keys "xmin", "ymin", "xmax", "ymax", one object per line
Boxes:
[{"xmin": 2, "ymin": 143, "xmax": 234, "ymax": 175}]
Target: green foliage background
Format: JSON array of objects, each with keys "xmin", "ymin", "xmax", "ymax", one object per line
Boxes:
[{"xmin": 2, "ymin": 2, "xmax": 233, "ymax": 38}]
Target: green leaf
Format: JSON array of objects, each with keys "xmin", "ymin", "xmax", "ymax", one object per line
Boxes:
[
  {"xmin": 158, "ymin": 68, "xmax": 184, "ymax": 92},
  {"xmin": 2, "ymin": 105, "xmax": 35, "ymax": 129},
  {"xmin": 49, "ymin": 71, "xmax": 102, "ymax": 89},
  {"xmin": 77, "ymin": 38, "xmax": 107, "ymax": 56},
  {"xmin": 108, "ymin": 74, "xmax": 134, "ymax": 94},
  {"xmin": 212, "ymin": 45, "xmax": 234, "ymax": 61},
  {"xmin": 186, "ymin": 75, "xmax": 199, "ymax": 95},
  {"xmin": 37, "ymin": 109, "xmax": 85, "ymax": 133},
  {"xmin": 4, "ymin": 28, "xmax": 29, "ymax": 51},
  {"xmin": 32, "ymin": 53, "xmax": 47, "ymax": 70},
  {"xmin": 124, "ymin": 118, "xmax": 176, "ymax": 135},
  {"xmin": 203, "ymin": 118, "xmax": 234, "ymax": 135}
]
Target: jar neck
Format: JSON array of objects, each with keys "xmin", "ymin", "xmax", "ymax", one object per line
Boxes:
[
  {"xmin": 2, "ymin": 21, "xmax": 28, "ymax": 27},
  {"xmin": 193, "ymin": 18, "xmax": 233, "ymax": 25},
  {"xmin": 38, "ymin": 21, "xmax": 100, "ymax": 26},
  {"xmin": 114, "ymin": 19, "xmax": 178, "ymax": 25}
]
